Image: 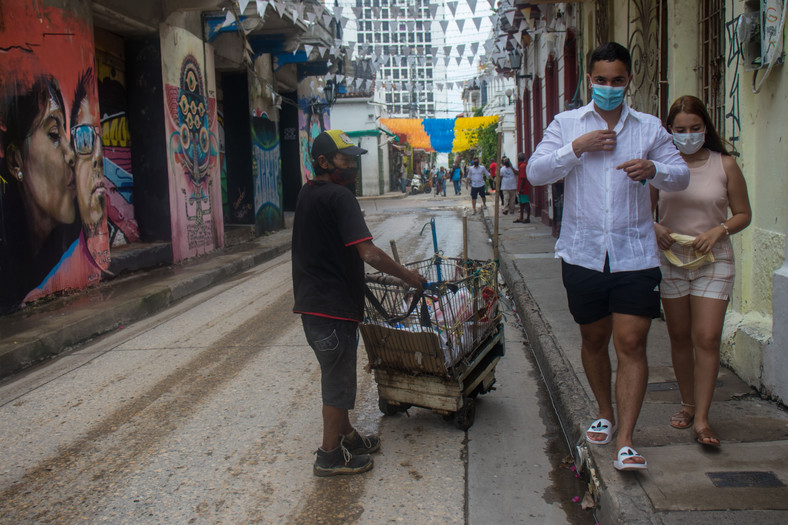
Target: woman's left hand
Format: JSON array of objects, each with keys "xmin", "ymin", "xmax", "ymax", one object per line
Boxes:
[{"xmin": 692, "ymin": 226, "xmax": 726, "ymax": 254}]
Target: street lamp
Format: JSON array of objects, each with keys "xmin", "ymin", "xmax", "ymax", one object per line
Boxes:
[
  {"xmin": 324, "ymin": 79, "xmax": 336, "ymax": 106},
  {"xmin": 508, "ymin": 48, "xmax": 533, "ymax": 80}
]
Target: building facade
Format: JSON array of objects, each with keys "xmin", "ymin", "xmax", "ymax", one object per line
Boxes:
[
  {"xmin": 0, "ymin": 0, "xmax": 339, "ymax": 312},
  {"xmin": 511, "ymin": 0, "xmax": 788, "ymax": 403}
]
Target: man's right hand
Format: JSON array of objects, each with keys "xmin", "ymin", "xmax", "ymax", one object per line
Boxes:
[
  {"xmin": 572, "ymin": 130, "xmax": 617, "ymax": 157},
  {"xmin": 403, "ymin": 269, "xmax": 427, "ymax": 292}
]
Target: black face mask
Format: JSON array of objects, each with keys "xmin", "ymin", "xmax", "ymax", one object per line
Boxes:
[{"xmin": 327, "ymin": 165, "xmax": 358, "ymax": 187}]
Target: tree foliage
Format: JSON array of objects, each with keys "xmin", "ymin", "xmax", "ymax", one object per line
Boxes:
[{"xmin": 477, "ymin": 123, "xmax": 498, "ymax": 164}]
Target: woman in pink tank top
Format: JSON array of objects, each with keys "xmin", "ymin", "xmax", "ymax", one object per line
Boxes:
[{"xmin": 650, "ymin": 96, "xmax": 751, "ymax": 448}]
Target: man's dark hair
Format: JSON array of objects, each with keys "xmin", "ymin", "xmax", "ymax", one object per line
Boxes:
[
  {"xmin": 70, "ymin": 67, "xmax": 95, "ymax": 128},
  {"xmin": 588, "ymin": 42, "xmax": 632, "ymax": 75}
]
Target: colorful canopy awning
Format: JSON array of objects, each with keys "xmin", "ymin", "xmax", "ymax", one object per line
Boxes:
[{"xmin": 380, "ymin": 116, "xmax": 499, "ymax": 153}]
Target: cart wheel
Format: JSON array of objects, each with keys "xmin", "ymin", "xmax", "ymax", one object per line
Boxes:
[
  {"xmin": 423, "ymin": 185, "xmax": 432, "ymax": 194},
  {"xmin": 454, "ymin": 397, "xmax": 476, "ymax": 430},
  {"xmin": 379, "ymin": 397, "xmax": 409, "ymax": 416}
]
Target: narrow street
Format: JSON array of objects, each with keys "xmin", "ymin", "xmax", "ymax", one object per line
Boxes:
[{"xmin": 0, "ymin": 195, "xmax": 591, "ymax": 524}]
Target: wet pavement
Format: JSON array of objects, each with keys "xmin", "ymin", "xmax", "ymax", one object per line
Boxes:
[
  {"xmin": 0, "ymin": 190, "xmax": 593, "ymax": 523},
  {"xmin": 2, "ymin": 189, "xmax": 787, "ymax": 523}
]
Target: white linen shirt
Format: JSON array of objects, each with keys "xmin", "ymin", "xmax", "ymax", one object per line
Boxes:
[
  {"xmin": 467, "ymin": 164, "xmax": 489, "ymax": 188},
  {"xmin": 527, "ymin": 102, "xmax": 689, "ymax": 273}
]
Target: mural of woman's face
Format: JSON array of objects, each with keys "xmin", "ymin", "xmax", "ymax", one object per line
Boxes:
[
  {"xmin": 19, "ymin": 93, "xmax": 76, "ymax": 239},
  {"xmin": 73, "ymin": 98, "xmax": 106, "ymax": 234}
]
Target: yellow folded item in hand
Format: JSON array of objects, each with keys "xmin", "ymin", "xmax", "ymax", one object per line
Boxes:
[{"xmin": 662, "ymin": 233, "xmax": 715, "ymax": 270}]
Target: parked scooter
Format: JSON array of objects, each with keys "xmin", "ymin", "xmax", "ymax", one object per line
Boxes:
[{"xmin": 410, "ymin": 173, "xmax": 432, "ymax": 194}]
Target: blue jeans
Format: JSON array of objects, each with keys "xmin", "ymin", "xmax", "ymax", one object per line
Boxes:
[{"xmin": 453, "ymin": 179, "xmax": 461, "ymax": 195}]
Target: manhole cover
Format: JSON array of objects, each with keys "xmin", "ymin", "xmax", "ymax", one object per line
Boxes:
[{"xmin": 707, "ymin": 471, "xmax": 786, "ymax": 488}]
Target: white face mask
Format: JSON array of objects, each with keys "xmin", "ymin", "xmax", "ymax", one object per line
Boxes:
[{"xmin": 672, "ymin": 132, "xmax": 705, "ymax": 155}]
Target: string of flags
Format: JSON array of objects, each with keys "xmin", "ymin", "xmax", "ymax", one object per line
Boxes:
[{"xmin": 225, "ymin": 0, "xmax": 531, "ymax": 94}]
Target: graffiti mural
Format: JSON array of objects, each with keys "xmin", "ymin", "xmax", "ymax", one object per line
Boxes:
[
  {"xmin": 161, "ymin": 26, "xmax": 223, "ymax": 262},
  {"xmin": 724, "ymin": 1, "xmax": 742, "ymax": 152},
  {"xmin": 0, "ymin": 2, "xmax": 110, "ymax": 312},
  {"xmin": 251, "ymin": 117, "xmax": 283, "ymax": 233},
  {"xmin": 298, "ymin": 79, "xmax": 330, "ymax": 183},
  {"xmin": 95, "ymin": 27, "xmax": 140, "ymax": 246}
]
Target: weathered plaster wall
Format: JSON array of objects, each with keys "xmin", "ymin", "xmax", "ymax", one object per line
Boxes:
[{"xmin": 720, "ymin": 0, "xmax": 788, "ymax": 399}]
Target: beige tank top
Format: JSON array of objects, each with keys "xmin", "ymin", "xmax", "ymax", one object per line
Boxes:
[{"xmin": 659, "ymin": 150, "xmax": 729, "ymax": 236}]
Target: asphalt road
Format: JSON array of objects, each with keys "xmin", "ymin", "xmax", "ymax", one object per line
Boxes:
[{"xmin": 0, "ymin": 194, "xmax": 593, "ymax": 524}]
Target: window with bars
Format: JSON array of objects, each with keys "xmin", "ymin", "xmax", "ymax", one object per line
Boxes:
[{"xmin": 700, "ymin": 0, "xmax": 725, "ymax": 133}]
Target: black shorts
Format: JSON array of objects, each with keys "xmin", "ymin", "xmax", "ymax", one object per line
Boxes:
[
  {"xmin": 301, "ymin": 315, "xmax": 359, "ymax": 409},
  {"xmin": 471, "ymin": 186, "xmax": 486, "ymax": 199},
  {"xmin": 561, "ymin": 259, "xmax": 662, "ymax": 325}
]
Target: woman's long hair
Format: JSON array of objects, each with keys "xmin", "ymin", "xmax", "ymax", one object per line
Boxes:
[
  {"xmin": 0, "ymin": 75, "xmax": 77, "ymax": 312},
  {"xmin": 666, "ymin": 95, "xmax": 729, "ymax": 155}
]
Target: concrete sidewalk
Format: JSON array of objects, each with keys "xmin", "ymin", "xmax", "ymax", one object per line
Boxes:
[{"xmin": 487, "ymin": 211, "xmax": 788, "ymax": 524}]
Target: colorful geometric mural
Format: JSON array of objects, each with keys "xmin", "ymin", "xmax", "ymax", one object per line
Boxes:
[
  {"xmin": 161, "ymin": 26, "xmax": 223, "ymax": 262},
  {"xmin": 0, "ymin": 2, "xmax": 110, "ymax": 312}
]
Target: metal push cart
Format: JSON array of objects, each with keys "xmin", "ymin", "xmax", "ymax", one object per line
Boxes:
[{"xmin": 360, "ymin": 256, "xmax": 505, "ymax": 430}]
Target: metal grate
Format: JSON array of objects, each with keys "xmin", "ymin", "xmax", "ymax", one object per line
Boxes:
[
  {"xmin": 707, "ymin": 471, "xmax": 786, "ymax": 488},
  {"xmin": 700, "ymin": 0, "xmax": 726, "ymax": 134}
]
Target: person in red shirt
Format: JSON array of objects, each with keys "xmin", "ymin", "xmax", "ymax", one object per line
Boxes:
[
  {"xmin": 488, "ymin": 160, "xmax": 505, "ymax": 205},
  {"xmin": 514, "ymin": 153, "xmax": 531, "ymax": 223}
]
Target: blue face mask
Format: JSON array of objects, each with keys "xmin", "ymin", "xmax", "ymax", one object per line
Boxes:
[{"xmin": 591, "ymin": 84, "xmax": 626, "ymax": 111}]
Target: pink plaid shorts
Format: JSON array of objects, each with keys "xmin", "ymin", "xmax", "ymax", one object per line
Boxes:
[{"xmin": 659, "ymin": 239, "xmax": 734, "ymax": 300}]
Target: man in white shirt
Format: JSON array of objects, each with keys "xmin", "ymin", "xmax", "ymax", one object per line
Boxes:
[
  {"xmin": 466, "ymin": 156, "xmax": 490, "ymax": 215},
  {"xmin": 527, "ymin": 42, "xmax": 689, "ymax": 472}
]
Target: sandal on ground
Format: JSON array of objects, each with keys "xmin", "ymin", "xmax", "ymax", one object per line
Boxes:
[
  {"xmin": 586, "ymin": 418, "xmax": 616, "ymax": 445},
  {"xmin": 513, "ymin": 219, "xmax": 524, "ymax": 223},
  {"xmin": 693, "ymin": 427, "xmax": 721, "ymax": 448},
  {"xmin": 613, "ymin": 446, "xmax": 648, "ymax": 471},
  {"xmin": 670, "ymin": 402, "xmax": 695, "ymax": 429}
]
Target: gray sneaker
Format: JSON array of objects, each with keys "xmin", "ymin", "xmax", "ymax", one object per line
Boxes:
[
  {"xmin": 341, "ymin": 429, "xmax": 381, "ymax": 455},
  {"xmin": 313, "ymin": 443, "xmax": 373, "ymax": 477}
]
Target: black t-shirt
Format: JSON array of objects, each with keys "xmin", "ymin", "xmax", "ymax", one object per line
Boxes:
[{"xmin": 291, "ymin": 180, "xmax": 372, "ymax": 322}]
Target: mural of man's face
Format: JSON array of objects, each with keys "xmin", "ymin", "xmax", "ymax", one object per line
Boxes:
[{"xmin": 72, "ymin": 98, "xmax": 106, "ymax": 235}]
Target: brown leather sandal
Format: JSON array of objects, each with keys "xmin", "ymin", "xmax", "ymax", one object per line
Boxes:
[
  {"xmin": 669, "ymin": 402, "xmax": 695, "ymax": 429},
  {"xmin": 693, "ymin": 427, "xmax": 721, "ymax": 448}
]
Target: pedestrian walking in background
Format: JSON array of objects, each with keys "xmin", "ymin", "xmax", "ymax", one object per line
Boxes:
[
  {"xmin": 292, "ymin": 129, "xmax": 426, "ymax": 477},
  {"xmin": 439, "ymin": 166, "xmax": 448, "ymax": 196},
  {"xmin": 451, "ymin": 161, "xmax": 463, "ymax": 195},
  {"xmin": 488, "ymin": 159, "xmax": 497, "ymax": 196},
  {"xmin": 652, "ymin": 95, "xmax": 751, "ymax": 448},
  {"xmin": 514, "ymin": 153, "xmax": 531, "ymax": 223},
  {"xmin": 527, "ymin": 42, "xmax": 689, "ymax": 472},
  {"xmin": 399, "ymin": 163, "xmax": 408, "ymax": 193},
  {"xmin": 499, "ymin": 157, "xmax": 518, "ymax": 215},
  {"xmin": 466, "ymin": 156, "xmax": 489, "ymax": 215}
]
